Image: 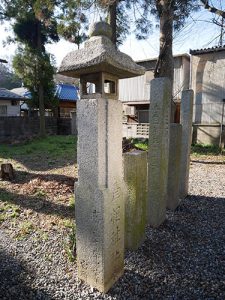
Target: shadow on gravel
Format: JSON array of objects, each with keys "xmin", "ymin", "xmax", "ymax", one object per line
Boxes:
[
  {"xmin": 0, "ymin": 249, "xmax": 52, "ymax": 300},
  {"xmin": 0, "ymin": 188, "xmax": 74, "ymax": 219},
  {"xmin": 191, "ymin": 159, "xmax": 225, "ymax": 165},
  {"xmin": 108, "ymin": 195, "xmax": 225, "ymax": 299}
]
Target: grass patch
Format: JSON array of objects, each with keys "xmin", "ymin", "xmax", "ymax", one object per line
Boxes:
[
  {"xmin": 191, "ymin": 144, "xmax": 225, "ymax": 156},
  {"xmin": 0, "ymin": 135, "xmax": 77, "ymax": 160},
  {"xmin": 63, "ymin": 219, "xmax": 75, "ymax": 229},
  {"xmin": 33, "ymin": 189, "xmax": 47, "ymax": 198},
  {"xmin": 123, "ymin": 138, "xmax": 149, "ymax": 151},
  {"xmin": 0, "ymin": 190, "xmax": 19, "ymax": 223},
  {"xmin": 15, "ymin": 221, "xmax": 34, "ymax": 240},
  {"xmin": 134, "ymin": 139, "xmax": 148, "ymax": 151},
  {"xmin": 64, "ymin": 222, "xmax": 76, "ymax": 262},
  {"xmin": 0, "ymin": 202, "xmax": 20, "ymax": 222},
  {"xmin": 68, "ymin": 195, "xmax": 75, "ymax": 209}
]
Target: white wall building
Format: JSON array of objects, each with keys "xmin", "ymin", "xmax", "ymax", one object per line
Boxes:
[{"xmin": 0, "ymin": 88, "xmax": 24, "ymax": 116}]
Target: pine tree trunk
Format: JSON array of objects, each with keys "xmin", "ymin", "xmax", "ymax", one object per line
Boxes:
[
  {"xmin": 37, "ymin": 21, "xmax": 46, "ymax": 137},
  {"xmin": 109, "ymin": 1, "xmax": 117, "ymax": 46},
  {"xmin": 155, "ymin": 1, "xmax": 175, "ymax": 121},
  {"xmin": 155, "ymin": 1, "xmax": 174, "ymax": 85}
]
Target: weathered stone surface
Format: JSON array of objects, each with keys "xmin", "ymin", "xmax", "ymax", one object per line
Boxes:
[
  {"xmin": 147, "ymin": 78, "xmax": 171, "ymax": 228},
  {"xmin": 123, "ymin": 150, "xmax": 147, "ymax": 250},
  {"xmin": 75, "ymin": 97, "xmax": 125, "ymax": 293},
  {"xmin": 167, "ymin": 123, "xmax": 182, "ymax": 210},
  {"xmin": 89, "ymin": 21, "xmax": 112, "ymax": 39},
  {"xmin": 180, "ymin": 90, "xmax": 194, "ymax": 199},
  {"xmin": 70, "ymin": 111, "xmax": 77, "ymax": 135},
  {"xmin": 58, "ymin": 23, "xmax": 145, "ymax": 79}
]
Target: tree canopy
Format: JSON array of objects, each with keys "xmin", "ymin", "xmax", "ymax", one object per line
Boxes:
[
  {"xmin": 0, "ymin": 0, "xmax": 60, "ymax": 135},
  {"xmin": 0, "ymin": 63, "xmax": 22, "ymax": 89}
]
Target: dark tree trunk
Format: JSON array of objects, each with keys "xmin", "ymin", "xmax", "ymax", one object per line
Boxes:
[
  {"xmin": 109, "ymin": 1, "xmax": 117, "ymax": 46},
  {"xmin": 154, "ymin": 1, "xmax": 175, "ymax": 121},
  {"xmin": 37, "ymin": 21, "xmax": 46, "ymax": 137},
  {"xmin": 155, "ymin": 0, "xmax": 174, "ymax": 85}
]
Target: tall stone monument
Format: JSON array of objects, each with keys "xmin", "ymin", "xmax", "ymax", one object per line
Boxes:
[
  {"xmin": 59, "ymin": 22, "xmax": 145, "ymax": 292},
  {"xmin": 167, "ymin": 123, "xmax": 182, "ymax": 210},
  {"xmin": 180, "ymin": 90, "xmax": 194, "ymax": 199},
  {"xmin": 123, "ymin": 150, "xmax": 147, "ymax": 250},
  {"xmin": 147, "ymin": 78, "xmax": 171, "ymax": 228}
]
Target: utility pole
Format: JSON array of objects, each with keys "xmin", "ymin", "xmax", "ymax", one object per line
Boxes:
[{"xmin": 219, "ymin": 99, "xmax": 225, "ymax": 151}]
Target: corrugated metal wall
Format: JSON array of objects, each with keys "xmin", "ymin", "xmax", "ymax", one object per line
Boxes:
[
  {"xmin": 119, "ymin": 74, "xmax": 147, "ymax": 102},
  {"xmin": 119, "ymin": 56, "xmax": 190, "ymax": 103}
]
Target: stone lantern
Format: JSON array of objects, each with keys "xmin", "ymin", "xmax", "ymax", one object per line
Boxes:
[{"xmin": 59, "ymin": 21, "xmax": 145, "ymax": 293}]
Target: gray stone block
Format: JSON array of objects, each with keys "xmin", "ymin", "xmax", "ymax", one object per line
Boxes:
[
  {"xmin": 70, "ymin": 111, "xmax": 77, "ymax": 135},
  {"xmin": 147, "ymin": 78, "xmax": 171, "ymax": 228},
  {"xmin": 180, "ymin": 90, "xmax": 194, "ymax": 199},
  {"xmin": 167, "ymin": 123, "xmax": 182, "ymax": 210},
  {"xmin": 123, "ymin": 150, "xmax": 147, "ymax": 250},
  {"xmin": 75, "ymin": 97, "xmax": 125, "ymax": 293}
]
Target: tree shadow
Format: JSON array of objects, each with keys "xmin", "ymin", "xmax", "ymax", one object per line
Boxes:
[
  {"xmin": 0, "ymin": 188, "xmax": 74, "ymax": 219},
  {"xmin": 0, "ymin": 152, "xmax": 77, "ymax": 172},
  {"xmin": 0, "ymin": 249, "xmax": 53, "ymax": 300},
  {"xmin": 191, "ymin": 159, "xmax": 225, "ymax": 165},
  {"xmin": 11, "ymin": 169, "xmax": 76, "ymax": 186}
]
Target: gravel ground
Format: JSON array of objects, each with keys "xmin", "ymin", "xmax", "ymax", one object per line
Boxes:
[{"xmin": 0, "ymin": 156, "xmax": 225, "ymax": 299}]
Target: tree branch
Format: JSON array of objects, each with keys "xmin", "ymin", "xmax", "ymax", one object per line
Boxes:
[{"xmin": 200, "ymin": 0, "xmax": 225, "ymax": 18}]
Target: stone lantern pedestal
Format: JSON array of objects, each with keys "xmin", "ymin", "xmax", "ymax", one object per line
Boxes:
[{"xmin": 59, "ymin": 22, "xmax": 145, "ymax": 292}]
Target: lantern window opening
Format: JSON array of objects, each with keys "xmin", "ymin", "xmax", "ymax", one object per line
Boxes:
[{"xmin": 104, "ymin": 80, "xmax": 116, "ymax": 94}]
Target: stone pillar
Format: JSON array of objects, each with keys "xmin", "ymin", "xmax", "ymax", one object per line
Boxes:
[
  {"xmin": 71, "ymin": 111, "xmax": 77, "ymax": 135},
  {"xmin": 167, "ymin": 123, "xmax": 182, "ymax": 210},
  {"xmin": 180, "ymin": 90, "xmax": 194, "ymax": 199},
  {"xmin": 147, "ymin": 78, "xmax": 171, "ymax": 227},
  {"xmin": 123, "ymin": 150, "xmax": 147, "ymax": 251},
  {"xmin": 75, "ymin": 97, "xmax": 125, "ymax": 293}
]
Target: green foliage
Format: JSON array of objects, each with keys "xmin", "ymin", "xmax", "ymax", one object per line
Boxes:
[
  {"xmin": 0, "ymin": 0, "xmax": 62, "ymax": 135},
  {"xmin": 64, "ymin": 222, "xmax": 76, "ymax": 262},
  {"xmin": 0, "ymin": 135, "xmax": 77, "ymax": 160},
  {"xmin": 191, "ymin": 144, "xmax": 224, "ymax": 156},
  {"xmin": 0, "ymin": 0, "xmax": 59, "ymax": 46},
  {"xmin": 16, "ymin": 221, "xmax": 34, "ymax": 240},
  {"xmin": 57, "ymin": 0, "xmax": 89, "ymax": 48},
  {"xmin": 97, "ymin": 0, "xmax": 200, "ymax": 45},
  {"xmin": 0, "ymin": 63, "xmax": 22, "ymax": 89},
  {"xmin": 0, "ymin": 193, "xmax": 20, "ymax": 223},
  {"xmin": 13, "ymin": 46, "xmax": 58, "ymax": 110},
  {"xmin": 69, "ymin": 195, "xmax": 75, "ymax": 209},
  {"xmin": 134, "ymin": 139, "xmax": 148, "ymax": 151}
]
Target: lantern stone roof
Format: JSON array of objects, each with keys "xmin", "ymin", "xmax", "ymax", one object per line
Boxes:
[{"xmin": 58, "ymin": 22, "xmax": 145, "ymax": 79}]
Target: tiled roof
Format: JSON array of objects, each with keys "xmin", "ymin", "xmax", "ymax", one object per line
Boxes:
[
  {"xmin": 11, "ymin": 84, "xmax": 79, "ymax": 102},
  {"xmin": 0, "ymin": 88, "xmax": 25, "ymax": 100},
  {"xmin": 190, "ymin": 46, "xmax": 225, "ymax": 55},
  {"xmin": 55, "ymin": 84, "xmax": 79, "ymax": 102},
  {"xmin": 11, "ymin": 87, "xmax": 29, "ymax": 97}
]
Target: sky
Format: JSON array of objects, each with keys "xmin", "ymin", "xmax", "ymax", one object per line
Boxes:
[{"xmin": 0, "ymin": 2, "xmax": 225, "ymax": 68}]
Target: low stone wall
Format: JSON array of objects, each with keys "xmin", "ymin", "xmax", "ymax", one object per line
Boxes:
[
  {"xmin": 0, "ymin": 116, "xmax": 74, "ymax": 142},
  {"xmin": 192, "ymin": 124, "xmax": 225, "ymax": 146}
]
